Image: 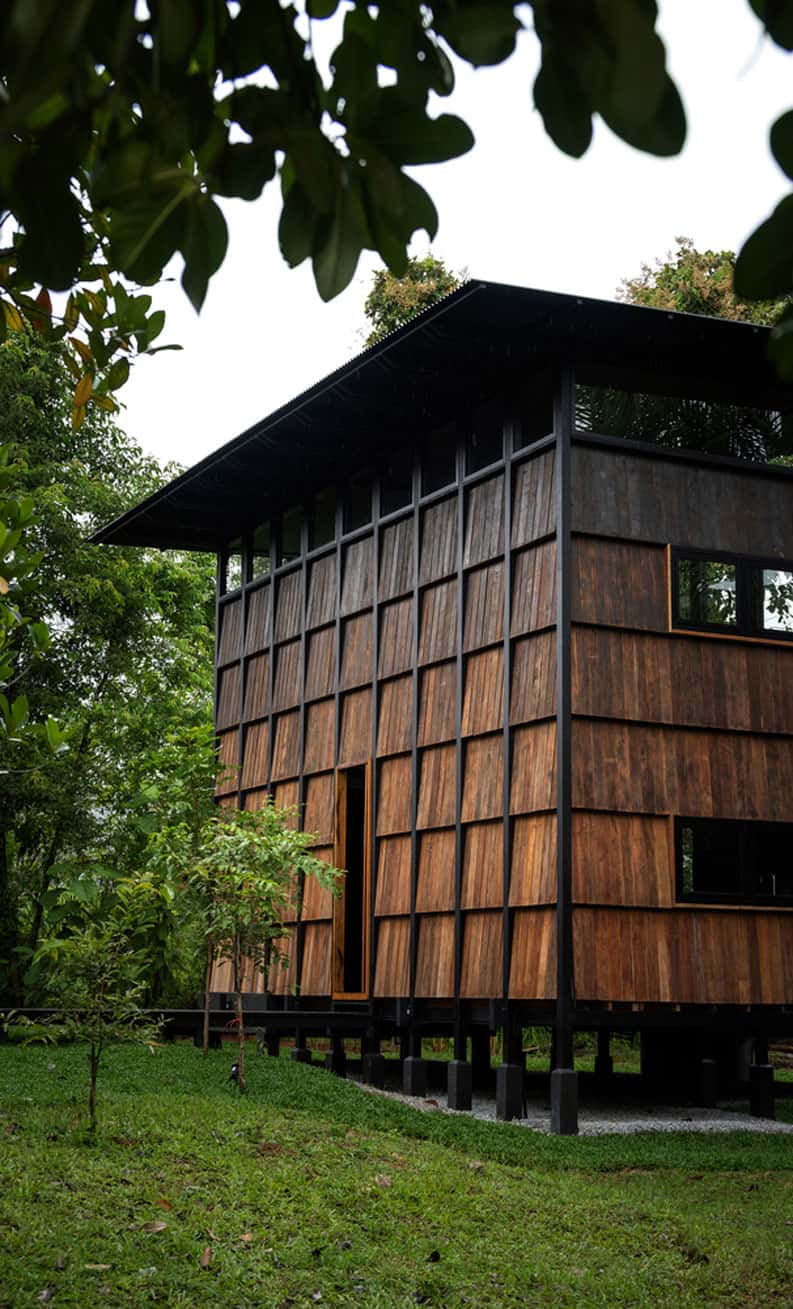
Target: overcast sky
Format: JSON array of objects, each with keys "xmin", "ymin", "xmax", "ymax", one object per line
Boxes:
[{"xmin": 118, "ymin": 1, "xmax": 793, "ymax": 471}]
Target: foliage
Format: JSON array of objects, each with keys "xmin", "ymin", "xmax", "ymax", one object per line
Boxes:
[
  {"xmin": 167, "ymin": 800, "xmax": 341, "ymax": 1086},
  {"xmin": 0, "ymin": 443, "xmax": 67, "ymax": 759},
  {"xmin": 4, "ymin": 1, "xmax": 793, "ymax": 388},
  {"xmin": 363, "ymin": 254, "xmax": 462, "ymax": 346},
  {"xmin": 1, "ymin": 1044, "xmax": 793, "ymax": 1305},
  {"xmin": 30, "ymin": 902, "xmax": 164, "ymax": 1132},
  {"xmin": 0, "ymin": 331, "xmax": 214, "ymax": 1001},
  {"xmin": 620, "ymin": 236, "xmax": 790, "ymax": 326}
]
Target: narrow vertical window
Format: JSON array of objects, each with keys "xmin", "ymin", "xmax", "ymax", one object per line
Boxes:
[
  {"xmin": 333, "ymin": 764, "xmax": 371, "ymax": 996},
  {"xmin": 222, "ymin": 539, "xmax": 243, "ymax": 593},
  {"xmin": 251, "ymin": 522, "xmax": 270, "ymax": 580}
]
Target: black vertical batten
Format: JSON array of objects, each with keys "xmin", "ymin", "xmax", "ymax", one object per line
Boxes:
[
  {"xmin": 368, "ymin": 480, "xmax": 381, "ymax": 999},
  {"xmin": 502, "ymin": 420, "xmax": 514, "ymax": 1002},
  {"xmin": 408, "ymin": 452, "xmax": 421, "ymax": 1006},
  {"xmin": 234, "ymin": 539, "xmax": 249, "ymax": 816},
  {"xmin": 552, "ymin": 366, "xmax": 578, "ymax": 1133},
  {"xmin": 295, "ymin": 513, "xmax": 308, "ymax": 995},
  {"xmin": 453, "ymin": 437, "xmax": 465, "ymax": 1013},
  {"xmin": 266, "ymin": 525, "xmax": 278, "ymax": 796}
]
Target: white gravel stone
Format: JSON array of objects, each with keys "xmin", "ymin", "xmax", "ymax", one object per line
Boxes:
[{"xmin": 353, "ymin": 1080, "xmax": 793, "ymax": 1134}]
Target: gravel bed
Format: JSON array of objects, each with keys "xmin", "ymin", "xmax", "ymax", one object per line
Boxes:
[{"xmin": 354, "ymin": 1080, "xmax": 793, "ymax": 1135}]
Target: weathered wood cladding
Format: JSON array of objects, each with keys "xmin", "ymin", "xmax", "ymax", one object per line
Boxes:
[
  {"xmin": 573, "ymin": 625, "xmax": 793, "ymax": 734},
  {"xmin": 572, "ymin": 442, "xmax": 793, "ymax": 558},
  {"xmin": 212, "ymin": 415, "xmax": 793, "ymax": 1016},
  {"xmin": 565, "ymin": 437, "xmax": 793, "ymax": 1011},
  {"xmin": 574, "ymin": 907, "xmax": 793, "ymax": 1005},
  {"xmin": 211, "ymin": 435, "xmax": 562, "ymax": 1002},
  {"xmin": 573, "ymin": 719, "xmax": 793, "ymax": 821}
]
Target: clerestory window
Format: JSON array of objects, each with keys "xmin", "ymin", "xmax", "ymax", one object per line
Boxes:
[{"xmin": 672, "ymin": 549, "xmax": 793, "ymax": 641}]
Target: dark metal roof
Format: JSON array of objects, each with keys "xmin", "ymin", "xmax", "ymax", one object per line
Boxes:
[{"xmin": 92, "ymin": 280, "xmax": 791, "ymax": 551}]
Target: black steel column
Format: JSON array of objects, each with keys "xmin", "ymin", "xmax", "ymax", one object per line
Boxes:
[
  {"xmin": 295, "ymin": 513, "xmax": 309, "ymax": 996},
  {"xmin": 551, "ymin": 366, "xmax": 578, "ymax": 1135},
  {"xmin": 448, "ymin": 436, "xmax": 470, "ymax": 1110},
  {"xmin": 404, "ymin": 451, "xmax": 425, "ymax": 1091},
  {"xmin": 368, "ymin": 481, "xmax": 381, "ymax": 1002}
]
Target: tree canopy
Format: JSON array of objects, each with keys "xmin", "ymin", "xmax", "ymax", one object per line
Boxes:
[
  {"xmin": 0, "ymin": 330, "xmax": 214, "ymax": 1000},
  {"xmin": 2, "ymin": 0, "xmax": 793, "ymax": 401},
  {"xmin": 620, "ymin": 237, "xmax": 789, "ymax": 327},
  {"xmin": 363, "ymin": 254, "xmax": 461, "ymax": 346}
]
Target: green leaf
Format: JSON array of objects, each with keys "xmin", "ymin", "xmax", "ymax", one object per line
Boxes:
[
  {"xmin": 533, "ymin": 63, "xmax": 593, "ymax": 158},
  {"xmin": 156, "ymin": 0, "xmax": 202, "ymax": 64},
  {"xmin": 278, "ymin": 179, "xmax": 319, "ymax": 269},
  {"xmin": 109, "ymin": 189, "xmax": 190, "ymax": 284},
  {"xmin": 107, "ymin": 357, "xmax": 130, "ymax": 391},
  {"xmin": 363, "ymin": 98, "xmax": 475, "ymax": 166},
  {"xmin": 771, "ymin": 110, "xmax": 793, "ymax": 182},
  {"xmin": 16, "ymin": 156, "xmax": 85, "ymax": 290},
  {"xmin": 10, "ymin": 694, "xmax": 29, "ymax": 729},
  {"xmin": 749, "ymin": 0, "xmax": 793, "ymax": 49},
  {"xmin": 180, "ymin": 196, "xmax": 228, "ymax": 313},
  {"xmin": 211, "ymin": 142, "xmax": 277, "ymax": 201},
  {"xmin": 734, "ymin": 193, "xmax": 793, "ymax": 300},
  {"xmin": 313, "ymin": 179, "xmax": 368, "ymax": 300},
  {"xmin": 307, "ymin": 0, "xmax": 340, "ymax": 15},
  {"xmin": 435, "ymin": 3, "xmax": 522, "ymax": 67}
]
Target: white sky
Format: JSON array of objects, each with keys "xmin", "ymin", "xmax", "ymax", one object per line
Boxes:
[{"xmin": 118, "ymin": 1, "xmax": 793, "ymax": 470}]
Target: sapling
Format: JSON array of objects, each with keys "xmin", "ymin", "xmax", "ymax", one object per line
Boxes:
[{"xmin": 34, "ymin": 908, "xmax": 161, "ymax": 1132}]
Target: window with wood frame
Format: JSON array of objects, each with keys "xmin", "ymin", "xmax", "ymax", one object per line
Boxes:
[
  {"xmin": 676, "ymin": 816, "xmax": 793, "ymax": 905},
  {"xmin": 332, "ymin": 763, "xmax": 372, "ymax": 998},
  {"xmin": 672, "ymin": 549, "xmax": 793, "ymax": 640}
]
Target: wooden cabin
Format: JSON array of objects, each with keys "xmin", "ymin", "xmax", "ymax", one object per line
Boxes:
[{"xmin": 96, "ymin": 282, "xmax": 793, "ymax": 1131}]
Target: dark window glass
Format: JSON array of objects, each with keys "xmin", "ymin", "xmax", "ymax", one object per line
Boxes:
[
  {"xmin": 421, "ymin": 430, "xmax": 456, "ymax": 495},
  {"xmin": 344, "ymin": 475, "xmax": 371, "ymax": 532},
  {"xmin": 753, "ymin": 566, "xmax": 793, "ymax": 634},
  {"xmin": 677, "ymin": 558, "xmax": 737, "ymax": 628},
  {"xmin": 752, "ymin": 824, "xmax": 793, "ymax": 899},
  {"xmin": 465, "ymin": 418, "xmax": 503, "ymax": 473},
  {"xmin": 678, "ymin": 817, "xmax": 793, "ymax": 903},
  {"xmin": 679, "ymin": 820, "xmax": 743, "ymax": 898},
  {"xmin": 515, "ymin": 376, "xmax": 553, "ymax": 449},
  {"xmin": 380, "ymin": 449, "xmax": 413, "ymax": 516},
  {"xmin": 310, "ymin": 488, "xmax": 337, "ymax": 549},
  {"xmin": 223, "ymin": 539, "xmax": 242, "ymax": 593},
  {"xmin": 575, "ymin": 383, "xmax": 790, "ymax": 464},
  {"xmin": 251, "ymin": 522, "xmax": 270, "ymax": 579},
  {"xmin": 280, "ymin": 506, "xmax": 304, "ymax": 564}
]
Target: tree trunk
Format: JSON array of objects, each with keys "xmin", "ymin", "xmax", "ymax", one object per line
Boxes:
[
  {"xmin": 234, "ymin": 931, "xmax": 246, "ymax": 1092},
  {"xmin": 202, "ymin": 937, "xmax": 213, "ymax": 1056}
]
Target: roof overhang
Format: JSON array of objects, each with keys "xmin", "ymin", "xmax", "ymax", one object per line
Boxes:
[{"xmin": 92, "ymin": 280, "xmax": 791, "ymax": 551}]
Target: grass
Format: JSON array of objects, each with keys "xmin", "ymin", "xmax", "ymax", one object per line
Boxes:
[{"xmin": 1, "ymin": 1043, "xmax": 792, "ymax": 1308}]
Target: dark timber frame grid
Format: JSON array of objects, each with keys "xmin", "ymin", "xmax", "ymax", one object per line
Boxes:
[{"xmin": 94, "ymin": 282, "xmax": 793, "ymax": 1134}]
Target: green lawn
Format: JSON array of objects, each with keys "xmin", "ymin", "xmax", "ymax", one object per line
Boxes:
[{"xmin": 1, "ymin": 1043, "xmax": 792, "ymax": 1308}]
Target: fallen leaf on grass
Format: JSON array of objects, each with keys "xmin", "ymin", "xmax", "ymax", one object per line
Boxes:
[
  {"xmin": 200, "ymin": 1246, "xmax": 212, "ymax": 1270},
  {"xmin": 374, "ymin": 1174, "xmax": 391, "ymax": 1188},
  {"xmin": 239, "ymin": 1232, "xmax": 253, "ymax": 1244},
  {"xmin": 54, "ymin": 1258, "xmax": 66, "ymax": 1272},
  {"xmin": 157, "ymin": 1198, "xmax": 173, "ymax": 1211},
  {"xmin": 142, "ymin": 1222, "xmax": 167, "ymax": 1234},
  {"xmin": 257, "ymin": 1140, "xmax": 283, "ymax": 1156},
  {"xmin": 37, "ymin": 1291, "xmax": 55, "ymax": 1303},
  {"xmin": 84, "ymin": 1264, "xmax": 112, "ymax": 1271},
  {"xmin": 207, "ymin": 1229, "xmax": 217, "ymax": 1241},
  {"xmin": 468, "ymin": 1160, "xmax": 484, "ymax": 1172}
]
